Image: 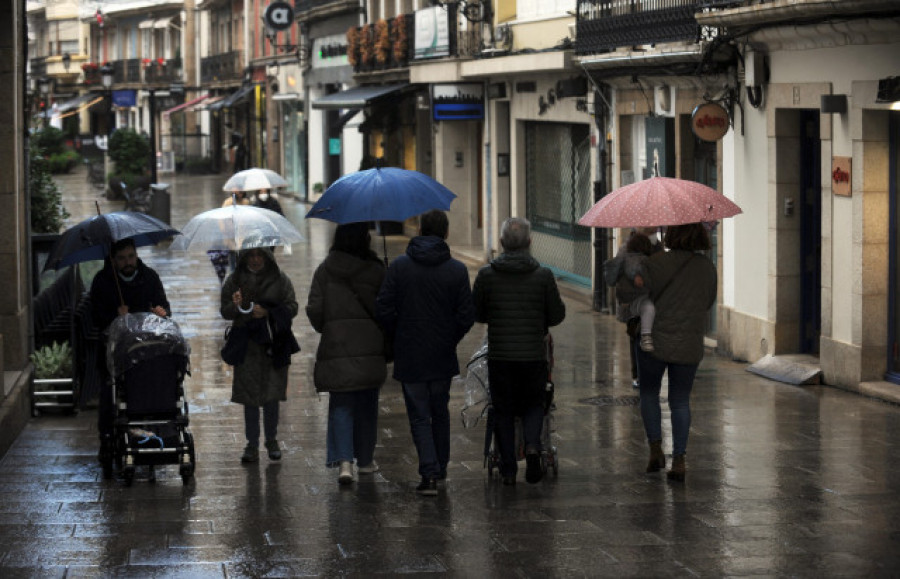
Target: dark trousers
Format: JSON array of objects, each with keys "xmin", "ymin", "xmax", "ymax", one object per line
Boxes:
[
  {"xmin": 402, "ymin": 380, "xmax": 452, "ymax": 479},
  {"xmin": 244, "ymin": 401, "xmax": 279, "ymax": 446},
  {"xmin": 98, "ymin": 378, "xmax": 114, "ymax": 438},
  {"xmin": 488, "ymin": 360, "xmax": 547, "ymax": 477}
]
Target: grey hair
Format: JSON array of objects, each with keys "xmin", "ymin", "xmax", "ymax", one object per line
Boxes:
[{"xmin": 500, "ymin": 217, "xmax": 531, "ymax": 251}]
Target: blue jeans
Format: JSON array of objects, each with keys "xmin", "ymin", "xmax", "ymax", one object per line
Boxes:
[
  {"xmin": 402, "ymin": 380, "xmax": 451, "ymax": 479},
  {"xmin": 326, "ymin": 388, "xmax": 379, "ymax": 467},
  {"xmin": 637, "ymin": 350, "xmax": 698, "ymax": 456},
  {"xmin": 244, "ymin": 401, "xmax": 279, "ymax": 446}
]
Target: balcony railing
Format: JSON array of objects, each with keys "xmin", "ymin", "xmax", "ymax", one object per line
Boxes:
[
  {"xmin": 347, "ymin": 8, "xmax": 482, "ymax": 74},
  {"xmin": 200, "ymin": 51, "xmax": 244, "ymax": 83},
  {"xmin": 144, "ymin": 57, "xmax": 182, "ymax": 84},
  {"xmin": 575, "ymin": 0, "xmax": 745, "ymax": 55},
  {"xmin": 30, "ymin": 57, "xmax": 48, "ymax": 78},
  {"xmin": 112, "ymin": 59, "xmax": 142, "ymax": 83}
]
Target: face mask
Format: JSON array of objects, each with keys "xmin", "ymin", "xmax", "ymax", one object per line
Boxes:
[{"xmin": 258, "ymin": 193, "xmax": 269, "ymax": 202}]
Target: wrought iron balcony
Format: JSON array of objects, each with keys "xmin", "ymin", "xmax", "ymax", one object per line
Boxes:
[
  {"xmin": 296, "ymin": 0, "xmax": 359, "ymax": 22},
  {"xmin": 111, "ymin": 59, "xmax": 142, "ymax": 84},
  {"xmin": 347, "ymin": 7, "xmax": 482, "ymax": 74},
  {"xmin": 143, "ymin": 57, "xmax": 183, "ymax": 85},
  {"xmin": 575, "ymin": 0, "xmax": 746, "ymax": 55},
  {"xmin": 200, "ymin": 51, "xmax": 245, "ymax": 83}
]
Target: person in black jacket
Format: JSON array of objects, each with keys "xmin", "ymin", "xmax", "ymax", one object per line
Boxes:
[
  {"xmin": 376, "ymin": 210, "xmax": 475, "ymax": 496},
  {"xmin": 472, "ymin": 217, "xmax": 566, "ymax": 486},
  {"xmin": 252, "ymin": 189, "xmax": 284, "ymax": 215},
  {"xmin": 89, "ymin": 238, "xmax": 170, "ymax": 465}
]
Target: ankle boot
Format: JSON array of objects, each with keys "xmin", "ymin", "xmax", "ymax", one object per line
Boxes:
[
  {"xmin": 646, "ymin": 440, "xmax": 665, "ymax": 472},
  {"xmin": 667, "ymin": 454, "xmax": 685, "ymax": 481}
]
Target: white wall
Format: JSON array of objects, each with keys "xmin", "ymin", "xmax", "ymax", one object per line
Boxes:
[{"xmin": 307, "ymin": 86, "xmax": 326, "ymax": 199}]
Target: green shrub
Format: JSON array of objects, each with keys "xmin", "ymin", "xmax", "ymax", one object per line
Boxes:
[
  {"xmin": 108, "ymin": 128, "xmax": 151, "ymax": 176},
  {"xmin": 31, "ymin": 341, "xmax": 73, "ymax": 379},
  {"xmin": 46, "ymin": 150, "xmax": 80, "ymax": 174},
  {"xmin": 33, "ymin": 127, "xmax": 67, "ymax": 156},
  {"xmin": 29, "ymin": 144, "xmax": 70, "ymax": 233}
]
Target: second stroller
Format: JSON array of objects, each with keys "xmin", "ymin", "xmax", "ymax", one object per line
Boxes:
[{"xmin": 460, "ymin": 335, "xmax": 558, "ymax": 480}]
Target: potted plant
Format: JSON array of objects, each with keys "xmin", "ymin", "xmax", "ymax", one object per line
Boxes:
[
  {"xmin": 374, "ymin": 19, "xmax": 390, "ymax": 67},
  {"xmin": 392, "ymin": 15, "xmax": 408, "ymax": 65},
  {"xmin": 31, "ymin": 341, "xmax": 77, "ymax": 415},
  {"xmin": 359, "ymin": 24, "xmax": 374, "ymax": 70},
  {"xmin": 346, "ymin": 27, "xmax": 360, "ymax": 70}
]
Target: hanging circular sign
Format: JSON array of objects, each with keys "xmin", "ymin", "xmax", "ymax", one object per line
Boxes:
[
  {"xmin": 691, "ymin": 102, "xmax": 730, "ymax": 142},
  {"xmin": 264, "ymin": 1, "xmax": 294, "ymax": 31}
]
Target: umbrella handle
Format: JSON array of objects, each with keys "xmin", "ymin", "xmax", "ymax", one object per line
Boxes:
[{"xmin": 237, "ymin": 301, "xmax": 255, "ymax": 314}]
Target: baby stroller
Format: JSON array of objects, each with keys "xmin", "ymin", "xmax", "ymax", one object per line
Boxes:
[
  {"xmin": 459, "ymin": 335, "xmax": 558, "ymax": 478},
  {"xmin": 103, "ymin": 313, "xmax": 195, "ymax": 486}
]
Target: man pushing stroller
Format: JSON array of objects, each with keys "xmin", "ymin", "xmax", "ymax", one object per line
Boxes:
[{"xmin": 472, "ymin": 217, "xmax": 566, "ymax": 485}]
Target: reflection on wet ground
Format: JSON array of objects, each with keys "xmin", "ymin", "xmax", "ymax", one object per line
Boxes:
[{"xmin": 1, "ymin": 168, "xmax": 899, "ymax": 576}]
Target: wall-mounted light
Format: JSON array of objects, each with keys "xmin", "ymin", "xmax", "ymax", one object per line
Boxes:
[
  {"xmin": 820, "ymin": 94, "xmax": 847, "ymax": 115},
  {"xmin": 100, "ymin": 63, "xmax": 114, "ymax": 89},
  {"xmin": 62, "ymin": 52, "xmax": 71, "ymax": 72},
  {"xmin": 38, "ymin": 76, "xmax": 51, "ymax": 96}
]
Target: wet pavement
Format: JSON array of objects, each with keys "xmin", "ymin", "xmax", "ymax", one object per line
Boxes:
[{"xmin": 2, "ymin": 167, "xmax": 900, "ymax": 577}]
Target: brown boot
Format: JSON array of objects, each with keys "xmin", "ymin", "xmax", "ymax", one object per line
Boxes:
[
  {"xmin": 667, "ymin": 454, "xmax": 685, "ymax": 482},
  {"xmin": 646, "ymin": 440, "xmax": 665, "ymax": 472}
]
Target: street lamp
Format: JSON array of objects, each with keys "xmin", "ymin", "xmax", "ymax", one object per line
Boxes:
[
  {"xmin": 38, "ymin": 77, "xmax": 50, "ymax": 127},
  {"xmin": 100, "ymin": 63, "xmax": 114, "ymax": 181}
]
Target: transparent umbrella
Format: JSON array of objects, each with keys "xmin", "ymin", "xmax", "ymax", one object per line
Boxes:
[
  {"xmin": 222, "ymin": 168, "xmax": 289, "ymax": 192},
  {"xmin": 170, "ymin": 205, "xmax": 304, "ymax": 251}
]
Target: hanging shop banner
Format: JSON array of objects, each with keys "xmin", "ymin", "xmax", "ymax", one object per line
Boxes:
[
  {"xmin": 691, "ymin": 102, "xmax": 730, "ymax": 142},
  {"xmin": 415, "ymin": 6, "xmax": 450, "ymax": 59},
  {"xmin": 432, "ymin": 83, "xmax": 484, "ymax": 121},
  {"xmin": 112, "ymin": 90, "xmax": 136, "ymax": 108}
]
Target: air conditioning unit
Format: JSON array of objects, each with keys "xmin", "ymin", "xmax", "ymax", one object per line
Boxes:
[
  {"xmin": 495, "ymin": 23, "xmax": 512, "ymax": 51},
  {"xmin": 568, "ymin": 22, "xmax": 577, "ymax": 41}
]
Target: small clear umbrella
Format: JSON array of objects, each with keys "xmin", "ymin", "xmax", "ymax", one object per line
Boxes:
[
  {"xmin": 222, "ymin": 168, "xmax": 289, "ymax": 192},
  {"xmin": 170, "ymin": 205, "xmax": 304, "ymax": 251}
]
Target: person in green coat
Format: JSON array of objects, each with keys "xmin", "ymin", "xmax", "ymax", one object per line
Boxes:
[
  {"xmin": 221, "ymin": 246, "xmax": 299, "ymax": 463},
  {"xmin": 638, "ymin": 222, "xmax": 717, "ymax": 482}
]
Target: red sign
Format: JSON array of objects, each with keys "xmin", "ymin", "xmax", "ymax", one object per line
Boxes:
[
  {"xmin": 832, "ymin": 157, "xmax": 851, "ymax": 196},
  {"xmin": 691, "ymin": 102, "xmax": 730, "ymax": 142}
]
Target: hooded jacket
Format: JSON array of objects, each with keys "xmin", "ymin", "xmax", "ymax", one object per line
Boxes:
[
  {"xmin": 90, "ymin": 257, "xmax": 170, "ymax": 332},
  {"xmin": 643, "ymin": 249, "xmax": 717, "ymax": 365},
  {"xmin": 306, "ymin": 250, "xmax": 387, "ymax": 393},
  {"xmin": 220, "ymin": 247, "xmax": 299, "ymax": 406},
  {"xmin": 376, "ymin": 235, "xmax": 475, "ymax": 383},
  {"xmin": 472, "ymin": 250, "xmax": 566, "ymax": 361}
]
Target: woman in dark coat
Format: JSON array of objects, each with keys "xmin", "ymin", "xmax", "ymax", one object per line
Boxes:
[
  {"xmin": 638, "ymin": 223, "xmax": 717, "ymax": 481},
  {"xmin": 306, "ymin": 223, "xmax": 387, "ymax": 485},
  {"xmin": 221, "ymin": 246, "xmax": 299, "ymax": 463}
]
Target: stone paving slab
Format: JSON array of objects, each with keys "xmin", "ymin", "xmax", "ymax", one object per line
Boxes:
[{"xmin": 2, "ymin": 168, "xmax": 899, "ymax": 576}]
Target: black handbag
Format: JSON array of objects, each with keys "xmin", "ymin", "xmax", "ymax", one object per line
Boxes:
[{"xmin": 220, "ymin": 324, "xmax": 249, "ymax": 366}]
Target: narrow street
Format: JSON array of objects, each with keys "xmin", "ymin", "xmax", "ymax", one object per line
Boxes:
[{"xmin": 1, "ymin": 168, "xmax": 899, "ymax": 577}]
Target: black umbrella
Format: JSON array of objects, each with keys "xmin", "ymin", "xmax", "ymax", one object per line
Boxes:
[{"xmin": 44, "ymin": 210, "xmax": 179, "ymax": 271}]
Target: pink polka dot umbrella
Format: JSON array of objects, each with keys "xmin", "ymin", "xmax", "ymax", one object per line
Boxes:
[{"xmin": 578, "ymin": 177, "xmax": 742, "ymax": 228}]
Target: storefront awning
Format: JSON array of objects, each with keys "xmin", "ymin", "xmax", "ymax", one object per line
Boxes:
[
  {"xmin": 208, "ymin": 85, "xmax": 254, "ymax": 111},
  {"xmin": 162, "ymin": 94, "xmax": 208, "ymax": 116},
  {"xmin": 272, "ymin": 92, "xmax": 302, "ymax": 101},
  {"xmin": 55, "ymin": 93, "xmax": 98, "ymax": 113},
  {"xmin": 195, "ymin": 95, "xmax": 225, "ymax": 111},
  {"xmin": 312, "ymin": 84, "xmax": 408, "ymax": 110}
]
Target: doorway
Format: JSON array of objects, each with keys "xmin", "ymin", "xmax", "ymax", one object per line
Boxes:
[
  {"xmin": 799, "ymin": 110, "xmax": 822, "ymax": 354},
  {"xmin": 888, "ymin": 111, "xmax": 900, "ymax": 382}
]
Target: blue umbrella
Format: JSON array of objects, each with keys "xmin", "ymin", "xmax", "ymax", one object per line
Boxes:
[
  {"xmin": 305, "ymin": 167, "xmax": 457, "ymax": 224},
  {"xmin": 44, "ymin": 211, "xmax": 179, "ymax": 271}
]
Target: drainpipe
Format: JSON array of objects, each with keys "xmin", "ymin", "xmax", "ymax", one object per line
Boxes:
[{"xmin": 484, "ymin": 80, "xmax": 493, "ymax": 261}]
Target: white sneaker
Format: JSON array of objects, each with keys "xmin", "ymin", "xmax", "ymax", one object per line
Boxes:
[
  {"xmin": 338, "ymin": 460, "xmax": 353, "ymax": 485},
  {"xmin": 357, "ymin": 460, "xmax": 379, "ymax": 474}
]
